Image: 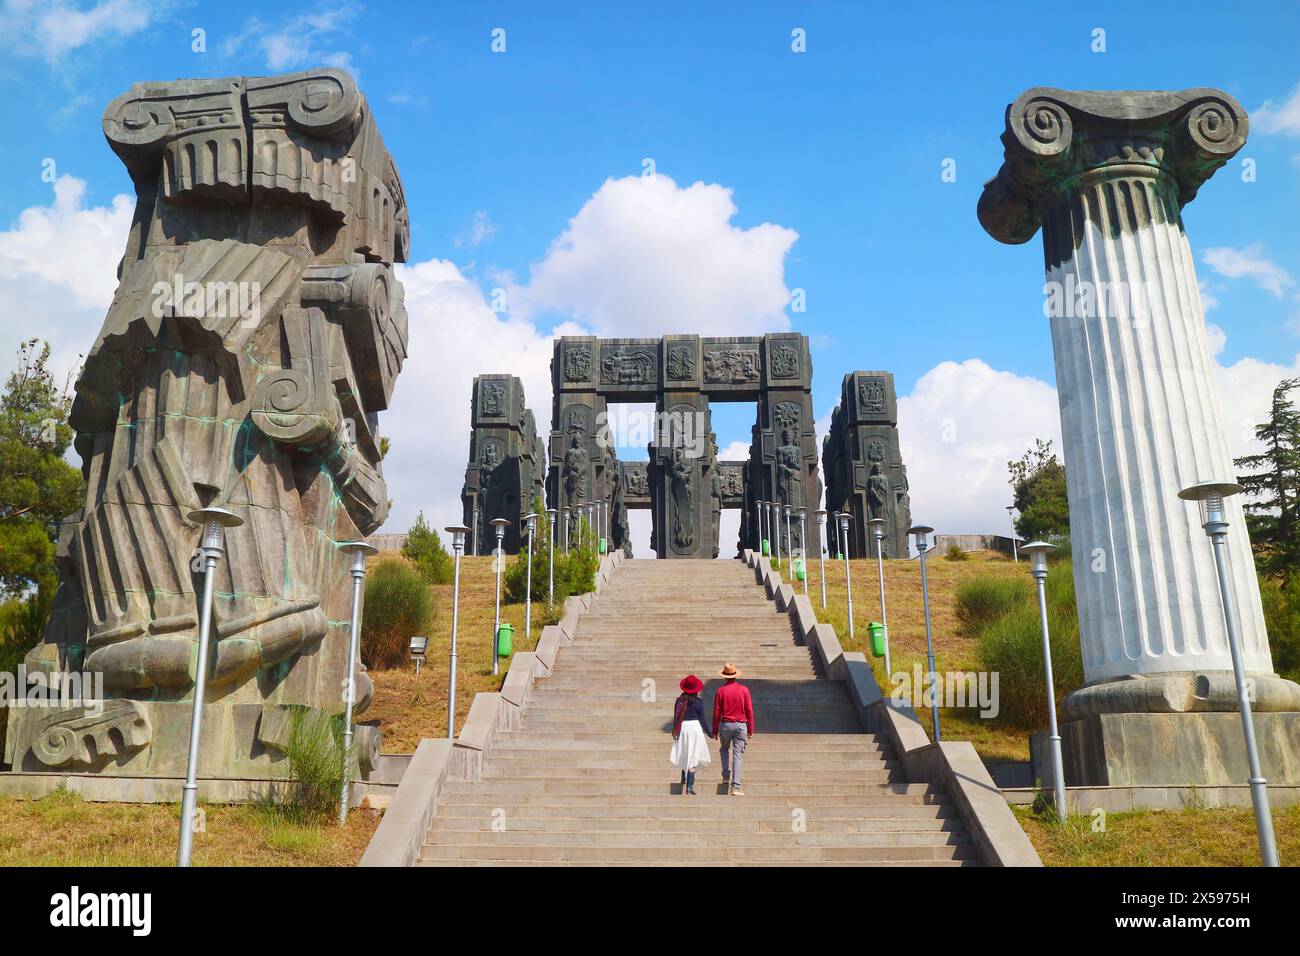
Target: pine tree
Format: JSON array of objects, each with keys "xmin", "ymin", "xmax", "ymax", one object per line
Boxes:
[
  {"xmin": 1235, "ymin": 377, "xmax": 1300, "ymax": 580},
  {"xmin": 1008, "ymin": 438, "xmax": 1070, "ymax": 544},
  {"xmin": 0, "ymin": 339, "xmax": 85, "ymax": 600}
]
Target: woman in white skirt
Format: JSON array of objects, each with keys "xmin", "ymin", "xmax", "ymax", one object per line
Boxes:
[{"xmin": 670, "ymin": 675, "xmax": 712, "ymax": 795}]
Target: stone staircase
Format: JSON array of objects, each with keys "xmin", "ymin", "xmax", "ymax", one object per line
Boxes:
[{"xmin": 419, "ymin": 559, "xmax": 980, "ymax": 866}]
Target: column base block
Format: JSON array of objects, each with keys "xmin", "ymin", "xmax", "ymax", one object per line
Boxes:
[
  {"xmin": 1031, "ymin": 711, "xmax": 1300, "ymax": 788},
  {"xmin": 1063, "ymin": 670, "xmax": 1300, "ymax": 719}
]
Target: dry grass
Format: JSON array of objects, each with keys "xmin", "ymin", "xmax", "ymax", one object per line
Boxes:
[
  {"xmin": 0, "ymin": 788, "xmax": 378, "ymax": 866},
  {"xmin": 799, "ymin": 550, "xmax": 1033, "ymax": 761},
  {"xmin": 1014, "ymin": 803, "xmax": 1300, "ymax": 866},
  {"xmin": 366, "ymin": 554, "xmax": 547, "ymax": 751}
]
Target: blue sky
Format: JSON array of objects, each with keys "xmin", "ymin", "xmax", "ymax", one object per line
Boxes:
[{"xmin": 2, "ymin": 0, "xmax": 1298, "ymax": 550}]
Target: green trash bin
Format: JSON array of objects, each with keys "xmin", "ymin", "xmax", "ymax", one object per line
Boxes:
[
  {"xmin": 868, "ymin": 621, "xmax": 886, "ymax": 658},
  {"xmin": 761, "ymin": 539, "xmax": 770, "ymax": 556},
  {"xmin": 599, "ymin": 537, "xmax": 608, "ymax": 554},
  {"xmin": 496, "ymin": 622, "xmax": 514, "ymax": 658},
  {"xmin": 795, "ymin": 557, "xmax": 806, "ymax": 581}
]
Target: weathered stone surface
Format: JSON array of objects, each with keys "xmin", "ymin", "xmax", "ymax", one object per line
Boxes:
[
  {"xmin": 822, "ymin": 371, "xmax": 911, "ymax": 559},
  {"xmin": 460, "ymin": 374, "xmax": 544, "ymax": 554},
  {"xmin": 7, "ymin": 68, "xmax": 406, "ymax": 779}
]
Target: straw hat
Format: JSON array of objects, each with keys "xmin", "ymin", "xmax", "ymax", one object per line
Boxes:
[{"xmin": 719, "ymin": 662, "xmax": 741, "ymax": 679}]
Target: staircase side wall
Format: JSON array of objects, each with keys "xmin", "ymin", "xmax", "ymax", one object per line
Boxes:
[{"xmin": 358, "ymin": 551, "xmax": 626, "ymax": 867}]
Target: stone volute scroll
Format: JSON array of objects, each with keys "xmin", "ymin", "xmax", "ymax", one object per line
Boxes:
[{"xmin": 4, "ymin": 68, "xmax": 409, "ymax": 783}]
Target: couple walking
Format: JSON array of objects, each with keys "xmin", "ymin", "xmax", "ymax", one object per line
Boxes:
[{"xmin": 669, "ymin": 662, "xmax": 755, "ymax": 796}]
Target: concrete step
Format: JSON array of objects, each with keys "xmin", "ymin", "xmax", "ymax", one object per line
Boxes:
[
  {"xmin": 425, "ymin": 829, "xmax": 971, "ymax": 848},
  {"xmin": 431, "ymin": 805, "xmax": 958, "ymax": 824},
  {"xmin": 419, "ymin": 843, "xmax": 980, "ymax": 863},
  {"xmin": 480, "ymin": 761, "xmax": 900, "ymax": 777},
  {"xmin": 435, "ymin": 788, "xmax": 951, "ymax": 809},
  {"xmin": 440, "ymin": 778, "xmax": 904, "ymax": 795},
  {"xmin": 418, "ymin": 858, "xmax": 978, "ymax": 867}
]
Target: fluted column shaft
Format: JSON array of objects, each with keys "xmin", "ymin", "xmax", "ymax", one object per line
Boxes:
[{"xmin": 1042, "ymin": 170, "xmax": 1270, "ymax": 683}]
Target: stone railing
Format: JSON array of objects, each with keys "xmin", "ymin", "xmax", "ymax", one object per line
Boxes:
[
  {"xmin": 359, "ymin": 550, "xmax": 627, "ymax": 866},
  {"xmin": 741, "ymin": 549, "xmax": 1042, "ymax": 867}
]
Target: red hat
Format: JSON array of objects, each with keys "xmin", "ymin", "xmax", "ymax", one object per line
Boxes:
[{"xmin": 679, "ymin": 675, "xmax": 703, "ymax": 694}]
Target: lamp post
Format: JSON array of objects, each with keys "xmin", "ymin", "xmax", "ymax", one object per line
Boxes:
[
  {"xmin": 338, "ymin": 539, "xmax": 378, "ymax": 826},
  {"xmin": 562, "ymin": 507, "xmax": 570, "ymax": 553},
  {"xmin": 472, "ymin": 505, "xmax": 479, "ymax": 556},
  {"xmin": 910, "ymin": 524, "xmax": 940, "ymax": 742},
  {"xmin": 798, "ymin": 507, "xmax": 808, "ymax": 596},
  {"xmin": 1022, "ymin": 540, "xmax": 1066, "ymax": 821},
  {"xmin": 1178, "ymin": 480, "xmax": 1280, "ymax": 867},
  {"xmin": 757, "ymin": 499, "xmax": 767, "ymax": 554},
  {"xmin": 1006, "ymin": 505, "xmax": 1019, "ymax": 563},
  {"xmin": 523, "ymin": 513, "xmax": 537, "ymax": 646},
  {"xmin": 783, "ymin": 505, "xmax": 793, "ymax": 574},
  {"xmin": 816, "ymin": 508, "xmax": 828, "ymax": 608},
  {"xmin": 546, "ymin": 507, "xmax": 557, "ymax": 604},
  {"xmin": 177, "ymin": 506, "xmax": 244, "ymax": 867},
  {"xmin": 490, "ymin": 517, "xmax": 510, "ymax": 676},
  {"xmin": 770, "ymin": 502, "xmax": 781, "ymax": 566},
  {"xmin": 837, "ymin": 512, "xmax": 854, "ymax": 639},
  {"xmin": 444, "ymin": 525, "xmax": 470, "ymax": 738},
  {"xmin": 868, "ymin": 516, "xmax": 891, "ymax": 677}
]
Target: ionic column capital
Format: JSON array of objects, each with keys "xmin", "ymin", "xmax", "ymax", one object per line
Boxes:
[{"xmin": 978, "ymin": 87, "xmax": 1248, "ymax": 245}]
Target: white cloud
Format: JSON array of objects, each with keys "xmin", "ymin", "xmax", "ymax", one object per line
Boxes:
[
  {"xmin": 508, "ymin": 174, "xmax": 798, "ymax": 337},
  {"xmin": 1202, "ymin": 244, "xmax": 1295, "ymax": 298},
  {"xmin": 896, "ymin": 360, "xmax": 1062, "ymax": 536},
  {"xmin": 1204, "ymin": 324, "xmax": 1300, "ymax": 461},
  {"xmin": 0, "ymin": 0, "xmax": 166, "ymax": 63},
  {"xmin": 0, "ymin": 175, "xmax": 133, "ymax": 382},
  {"xmin": 454, "ymin": 211, "xmax": 498, "ymax": 250},
  {"xmin": 222, "ymin": 3, "xmax": 359, "ymax": 74},
  {"xmin": 1254, "ymin": 82, "xmax": 1300, "ymax": 137},
  {"xmin": 382, "ymin": 259, "xmax": 571, "ymax": 535}
]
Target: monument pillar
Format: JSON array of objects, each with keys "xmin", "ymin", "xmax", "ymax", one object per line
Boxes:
[{"xmin": 980, "ymin": 88, "xmax": 1300, "ymax": 782}]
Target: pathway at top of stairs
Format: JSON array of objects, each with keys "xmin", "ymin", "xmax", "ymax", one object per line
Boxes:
[{"xmin": 420, "ymin": 558, "xmax": 979, "ymax": 866}]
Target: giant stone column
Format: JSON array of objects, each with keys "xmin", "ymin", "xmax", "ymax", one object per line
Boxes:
[
  {"xmin": 980, "ymin": 88, "xmax": 1300, "ymax": 782},
  {"xmin": 4, "ymin": 69, "xmax": 407, "ymax": 781}
]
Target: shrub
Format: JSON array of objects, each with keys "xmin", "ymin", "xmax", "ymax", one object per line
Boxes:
[
  {"xmin": 264, "ymin": 708, "xmax": 347, "ymax": 822},
  {"xmin": 954, "ymin": 576, "xmax": 1032, "ymax": 631},
  {"xmin": 945, "ymin": 543, "xmax": 969, "ymax": 561},
  {"xmin": 505, "ymin": 508, "xmax": 598, "ymax": 608},
  {"xmin": 975, "ymin": 561, "xmax": 1082, "ymax": 728},
  {"xmin": 1260, "ymin": 574, "xmax": 1300, "ymax": 682},
  {"xmin": 361, "ymin": 557, "xmax": 432, "ymax": 669},
  {"xmin": 401, "ymin": 512, "xmax": 454, "ymax": 585}
]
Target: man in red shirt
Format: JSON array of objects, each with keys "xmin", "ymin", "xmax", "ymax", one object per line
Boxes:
[{"xmin": 712, "ymin": 662, "xmax": 755, "ymax": 795}]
